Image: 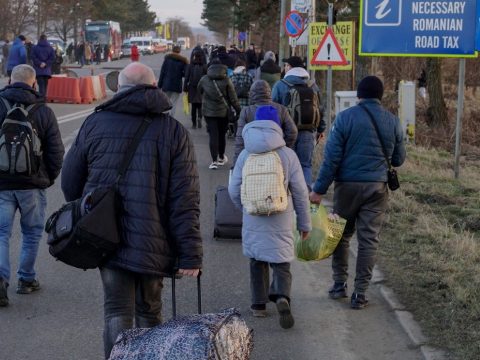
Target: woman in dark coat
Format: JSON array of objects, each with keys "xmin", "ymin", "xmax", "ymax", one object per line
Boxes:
[
  {"xmin": 197, "ymin": 59, "xmax": 240, "ymax": 169},
  {"xmin": 184, "ymin": 52, "xmax": 207, "ymax": 128}
]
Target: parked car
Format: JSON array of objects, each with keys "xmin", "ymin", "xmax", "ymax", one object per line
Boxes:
[{"xmin": 121, "ymin": 44, "xmax": 132, "ymax": 58}]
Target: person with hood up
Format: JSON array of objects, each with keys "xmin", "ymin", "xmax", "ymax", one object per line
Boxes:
[
  {"xmin": 255, "ymin": 51, "xmax": 281, "ymax": 89},
  {"xmin": 158, "ymin": 45, "xmax": 188, "ymax": 116},
  {"xmin": 31, "ymin": 35, "xmax": 55, "ymax": 97},
  {"xmin": 245, "ymin": 43, "xmax": 257, "ymax": 78},
  {"xmin": 230, "ymin": 59, "xmax": 253, "ymax": 108},
  {"xmin": 197, "ymin": 59, "xmax": 240, "ymax": 170},
  {"xmin": 272, "ymin": 56, "xmax": 326, "ymax": 189},
  {"xmin": 228, "ymin": 105, "xmax": 311, "ymax": 329},
  {"xmin": 232, "ymin": 80, "xmax": 297, "ymax": 166},
  {"xmin": 183, "ymin": 51, "xmax": 207, "ymax": 129},
  {"xmin": 190, "ymin": 44, "xmax": 207, "ymax": 65},
  {"xmin": 6, "ymin": 35, "xmax": 27, "ymax": 78},
  {"xmin": 61, "ymin": 62, "xmax": 202, "ymax": 358}
]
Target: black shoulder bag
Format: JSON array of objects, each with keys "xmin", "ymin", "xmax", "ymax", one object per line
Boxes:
[
  {"xmin": 45, "ymin": 116, "xmax": 152, "ymax": 270},
  {"xmin": 212, "ymin": 79, "xmax": 237, "ymax": 124},
  {"xmin": 359, "ymin": 104, "xmax": 400, "ymax": 191}
]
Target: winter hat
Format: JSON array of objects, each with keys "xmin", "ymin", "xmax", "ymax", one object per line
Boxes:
[
  {"xmin": 282, "ymin": 56, "xmax": 304, "ymax": 68},
  {"xmin": 357, "ymin": 75, "xmax": 384, "ymax": 100},
  {"xmin": 254, "ymin": 105, "xmax": 281, "ymax": 127}
]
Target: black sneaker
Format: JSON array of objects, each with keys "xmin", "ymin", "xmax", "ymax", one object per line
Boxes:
[
  {"xmin": 0, "ymin": 278, "xmax": 8, "ymax": 307},
  {"xmin": 351, "ymin": 292, "xmax": 369, "ymax": 309},
  {"xmin": 328, "ymin": 282, "xmax": 348, "ymax": 299},
  {"xmin": 276, "ymin": 297, "xmax": 294, "ymax": 329},
  {"xmin": 17, "ymin": 279, "xmax": 41, "ymax": 294}
]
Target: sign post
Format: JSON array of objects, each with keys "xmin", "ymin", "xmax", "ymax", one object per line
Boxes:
[{"xmin": 326, "ymin": 3, "xmax": 335, "ymax": 133}]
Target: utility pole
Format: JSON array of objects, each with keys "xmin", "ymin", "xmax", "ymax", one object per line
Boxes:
[{"xmin": 279, "ymin": 0, "xmax": 290, "ymax": 65}]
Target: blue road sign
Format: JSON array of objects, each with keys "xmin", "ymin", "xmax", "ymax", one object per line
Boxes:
[
  {"xmin": 238, "ymin": 32, "xmax": 247, "ymax": 41},
  {"xmin": 360, "ymin": 0, "xmax": 478, "ymax": 57},
  {"xmin": 284, "ymin": 11, "xmax": 304, "ymax": 37},
  {"xmin": 476, "ymin": 1, "xmax": 480, "ymax": 50}
]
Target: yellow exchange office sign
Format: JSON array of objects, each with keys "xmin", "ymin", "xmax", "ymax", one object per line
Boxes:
[{"xmin": 308, "ymin": 21, "xmax": 355, "ymax": 71}]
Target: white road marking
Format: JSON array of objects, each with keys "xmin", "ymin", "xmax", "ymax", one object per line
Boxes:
[{"xmin": 57, "ymin": 108, "xmax": 95, "ymax": 124}]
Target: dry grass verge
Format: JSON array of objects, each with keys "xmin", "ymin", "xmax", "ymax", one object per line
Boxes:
[{"xmin": 378, "ymin": 145, "xmax": 480, "ymax": 360}]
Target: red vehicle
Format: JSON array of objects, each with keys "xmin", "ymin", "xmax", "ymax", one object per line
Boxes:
[{"xmin": 84, "ymin": 20, "xmax": 122, "ymax": 60}]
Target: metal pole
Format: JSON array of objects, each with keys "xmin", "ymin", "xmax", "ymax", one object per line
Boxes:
[
  {"xmin": 309, "ymin": 0, "xmax": 316, "ymax": 80},
  {"xmin": 326, "ymin": 3, "xmax": 334, "ymax": 133},
  {"xmin": 279, "ymin": 0, "xmax": 290, "ymax": 65},
  {"xmin": 454, "ymin": 58, "xmax": 466, "ymax": 179}
]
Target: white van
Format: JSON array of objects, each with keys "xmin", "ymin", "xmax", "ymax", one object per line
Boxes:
[{"xmin": 129, "ymin": 36, "xmax": 153, "ymax": 55}]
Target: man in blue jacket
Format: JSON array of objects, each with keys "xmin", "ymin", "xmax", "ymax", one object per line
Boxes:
[
  {"xmin": 31, "ymin": 34, "xmax": 55, "ymax": 97},
  {"xmin": 6, "ymin": 35, "xmax": 27, "ymax": 78},
  {"xmin": 309, "ymin": 76, "xmax": 406, "ymax": 309},
  {"xmin": 272, "ymin": 56, "xmax": 325, "ymax": 189},
  {"xmin": 158, "ymin": 45, "xmax": 188, "ymax": 116}
]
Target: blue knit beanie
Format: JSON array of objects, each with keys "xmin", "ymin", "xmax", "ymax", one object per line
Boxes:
[{"xmin": 254, "ymin": 105, "xmax": 281, "ymax": 127}]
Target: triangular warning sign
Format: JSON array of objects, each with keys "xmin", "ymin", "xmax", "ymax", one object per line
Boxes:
[{"xmin": 311, "ymin": 28, "xmax": 348, "ymax": 66}]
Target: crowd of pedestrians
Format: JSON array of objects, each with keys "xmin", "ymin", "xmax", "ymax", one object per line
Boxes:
[{"xmin": 0, "ymin": 37, "xmax": 405, "ymax": 359}]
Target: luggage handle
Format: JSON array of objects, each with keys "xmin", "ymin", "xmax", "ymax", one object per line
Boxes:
[{"xmin": 171, "ymin": 269, "xmax": 202, "ymax": 319}]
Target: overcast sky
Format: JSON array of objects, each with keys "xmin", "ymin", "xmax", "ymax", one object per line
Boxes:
[{"xmin": 148, "ymin": 0, "xmax": 205, "ymax": 28}]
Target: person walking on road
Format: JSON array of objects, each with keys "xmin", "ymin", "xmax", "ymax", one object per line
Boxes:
[
  {"xmin": 272, "ymin": 56, "xmax": 326, "ymax": 189},
  {"xmin": 232, "ymin": 80, "xmax": 297, "ymax": 166},
  {"xmin": 84, "ymin": 42, "xmax": 92, "ymax": 65},
  {"xmin": 229, "ymin": 105, "xmax": 311, "ymax": 329},
  {"xmin": 158, "ymin": 45, "xmax": 188, "ymax": 116},
  {"xmin": 2, "ymin": 40, "xmax": 10, "ymax": 77},
  {"xmin": 198, "ymin": 59, "xmax": 240, "ymax": 170},
  {"xmin": 0, "ymin": 64, "xmax": 64, "ymax": 307},
  {"xmin": 130, "ymin": 43, "xmax": 139, "ymax": 62},
  {"xmin": 230, "ymin": 59, "xmax": 253, "ymax": 109},
  {"xmin": 31, "ymin": 35, "xmax": 55, "ymax": 97},
  {"xmin": 309, "ymin": 76, "xmax": 406, "ymax": 309},
  {"xmin": 6, "ymin": 35, "xmax": 27, "ymax": 78},
  {"xmin": 183, "ymin": 51, "xmax": 207, "ymax": 129},
  {"xmin": 255, "ymin": 51, "xmax": 281, "ymax": 89},
  {"xmin": 61, "ymin": 62, "xmax": 202, "ymax": 359}
]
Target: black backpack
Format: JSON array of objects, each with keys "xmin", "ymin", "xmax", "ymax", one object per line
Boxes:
[
  {"xmin": 0, "ymin": 97, "xmax": 42, "ymax": 176},
  {"xmin": 281, "ymin": 79, "xmax": 321, "ymax": 131}
]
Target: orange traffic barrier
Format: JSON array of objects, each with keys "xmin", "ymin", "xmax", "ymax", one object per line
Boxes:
[
  {"xmin": 79, "ymin": 76, "xmax": 94, "ymax": 104},
  {"xmin": 46, "ymin": 76, "xmax": 82, "ymax": 104},
  {"xmin": 99, "ymin": 74, "xmax": 107, "ymax": 98}
]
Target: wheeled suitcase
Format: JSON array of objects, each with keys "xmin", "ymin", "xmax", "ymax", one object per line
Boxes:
[
  {"xmin": 109, "ymin": 272, "xmax": 254, "ymax": 360},
  {"xmin": 214, "ymin": 186, "xmax": 242, "ymax": 240}
]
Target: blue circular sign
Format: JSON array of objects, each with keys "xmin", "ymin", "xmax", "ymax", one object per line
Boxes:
[{"xmin": 284, "ymin": 11, "xmax": 304, "ymax": 37}]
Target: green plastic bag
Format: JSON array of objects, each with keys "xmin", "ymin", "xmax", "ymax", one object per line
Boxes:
[{"xmin": 295, "ymin": 205, "xmax": 347, "ymax": 262}]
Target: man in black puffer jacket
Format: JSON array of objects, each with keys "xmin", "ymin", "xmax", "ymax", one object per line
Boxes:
[
  {"xmin": 0, "ymin": 64, "xmax": 64, "ymax": 307},
  {"xmin": 61, "ymin": 62, "xmax": 202, "ymax": 359},
  {"xmin": 158, "ymin": 45, "xmax": 188, "ymax": 116}
]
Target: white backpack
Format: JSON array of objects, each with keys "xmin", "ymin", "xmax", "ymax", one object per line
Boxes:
[{"xmin": 241, "ymin": 151, "xmax": 288, "ymax": 215}]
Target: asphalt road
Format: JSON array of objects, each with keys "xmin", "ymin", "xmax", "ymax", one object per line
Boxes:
[{"xmin": 0, "ymin": 53, "xmax": 424, "ymax": 360}]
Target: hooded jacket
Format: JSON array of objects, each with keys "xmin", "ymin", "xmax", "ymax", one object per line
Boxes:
[
  {"xmin": 255, "ymin": 51, "xmax": 281, "ymax": 89},
  {"xmin": 61, "ymin": 85, "xmax": 202, "ymax": 275},
  {"xmin": 158, "ymin": 52, "xmax": 188, "ymax": 93},
  {"xmin": 229, "ymin": 121, "xmax": 311, "ymax": 263},
  {"xmin": 0, "ymin": 83, "xmax": 64, "ymax": 190},
  {"xmin": 31, "ymin": 39, "xmax": 55, "ymax": 77},
  {"xmin": 197, "ymin": 64, "xmax": 240, "ymax": 117},
  {"xmin": 6, "ymin": 38, "xmax": 27, "ymax": 71},
  {"xmin": 313, "ymin": 99, "xmax": 406, "ymax": 194},
  {"xmin": 233, "ymin": 80, "xmax": 297, "ymax": 166}
]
